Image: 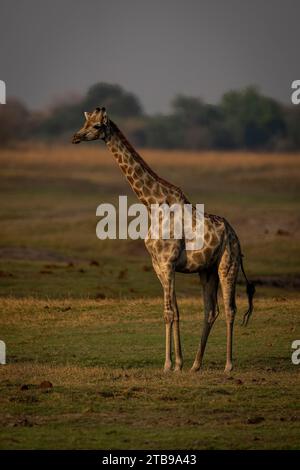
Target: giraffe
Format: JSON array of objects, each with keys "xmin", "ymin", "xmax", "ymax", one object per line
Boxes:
[{"xmin": 72, "ymin": 107, "xmax": 255, "ymax": 373}]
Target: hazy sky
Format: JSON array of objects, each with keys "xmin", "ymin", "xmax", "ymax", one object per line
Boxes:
[{"xmin": 0, "ymin": 0, "xmax": 299, "ymax": 113}]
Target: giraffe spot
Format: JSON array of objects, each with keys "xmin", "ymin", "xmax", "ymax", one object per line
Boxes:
[
  {"xmin": 135, "ymin": 180, "xmax": 142, "ymax": 189},
  {"xmin": 135, "ymin": 167, "xmax": 143, "ymax": 177},
  {"xmin": 148, "ymin": 197, "xmax": 156, "ymax": 205},
  {"xmin": 152, "ymin": 183, "xmax": 163, "ymax": 197},
  {"xmin": 144, "ymin": 176, "xmax": 154, "ymax": 187},
  {"xmin": 189, "ymin": 262, "xmax": 198, "ymax": 271},
  {"xmin": 204, "ymin": 231, "xmax": 212, "ymax": 243},
  {"xmin": 155, "ymin": 240, "xmax": 163, "ymax": 251},
  {"xmin": 210, "ymin": 233, "xmax": 219, "ymax": 246},
  {"xmin": 167, "ymin": 195, "xmax": 179, "ymax": 205},
  {"xmin": 191, "ymin": 252, "xmax": 200, "ymax": 262},
  {"xmin": 143, "ymin": 186, "xmax": 150, "ymax": 197},
  {"xmin": 203, "ymin": 247, "xmax": 212, "ymax": 259}
]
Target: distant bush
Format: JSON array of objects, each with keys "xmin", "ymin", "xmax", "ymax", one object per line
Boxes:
[
  {"xmin": 35, "ymin": 83, "xmax": 143, "ymax": 142},
  {"xmin": 0, "ymin": 83, "xmax": 299, "ymax": 151},
  {"xmin": 219, "ymin": 87, "xmax": 286, "ymax": 149},
  {"xmin": 83, "ymin": 83, "xmax": 143, "ymax": 118},
  {"xmin": 0, "ymin": 99, "xmax": 31, "ymax": 146}
]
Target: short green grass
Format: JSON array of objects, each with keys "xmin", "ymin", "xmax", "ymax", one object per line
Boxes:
[
  {"xmin": 0, "ymin": 146, "xmax": 299, "ymax": 449},
  {"xmin": 0, "ymin": 296, "xmax": 299, "ymax": 449}
]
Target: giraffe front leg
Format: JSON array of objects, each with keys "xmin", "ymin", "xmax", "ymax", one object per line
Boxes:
[
  {"xmin": 173, "ymin": 296, "xmax": 183, "ymax": 372},
  {"xmin": 162, "ymin": 268, "xmax": 183, "ymax": 372},
  {"xmin": 163, "ymin": 302, "xmax": 183, "ymax": 372},
  {"xmin": 152, "ymin": 260, "xmax": 182, "ymax": 372},
  {"xmin": 163, "ymin": 309, "xmax": 173, "ymax": 372},
  {"xmin": 162, "ymin": 270, "xmax": 176, "ymax": 372},
  {"xmin": 173, "ymin": 321, "xmax": 183, "ymax": 371}
]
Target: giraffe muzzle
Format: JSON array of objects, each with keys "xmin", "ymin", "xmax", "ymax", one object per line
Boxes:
[{"xmin": 72, "ymin": 134, "xmax": 82, "ymax": 144}]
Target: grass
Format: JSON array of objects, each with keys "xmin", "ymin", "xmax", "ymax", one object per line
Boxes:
[
  {"xmin": 0, "ymin": 296, "xmax": 299, "ymax": 449},
  {"xmin": 0, "ymin": 144, "xmax": 299, "ymax": 449}
]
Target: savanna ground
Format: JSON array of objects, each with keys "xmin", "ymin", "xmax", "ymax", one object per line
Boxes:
[{"xmin": 0, "ymin": 145, "xmax": 299, "ymax": 449}]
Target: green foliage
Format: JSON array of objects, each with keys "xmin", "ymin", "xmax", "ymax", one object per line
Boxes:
[
  {"xmin": 36, "ymin": 102, "xmax": 83, "ymax": 138},
  {"xmin": 144, "ymin": 114, "xmax": 184, "ymax": 149},
  {"xmin": 35, "ymin": 83, "xmax": 143, "ymax": 141},
  {"xmin": 0, "ymin": 99, "xmax": 31, "ymax": 146},
  {"xmin": 284, "ymin": 106, "xmax": 300, "ymax": 150},
  {"xmin": 220, "ymin": 87, "xmax": 286, "ymax": 149},
  {"xmin": 1, "ymin": 83, "xmax": 299, "ymax": 150},
  {"xmin": 170, "ymin": 96, "xmax": 222, "ymax": 149},
  {"xmin": 83, "ymin": 83, "xmax": 143, "ymax": 118}
]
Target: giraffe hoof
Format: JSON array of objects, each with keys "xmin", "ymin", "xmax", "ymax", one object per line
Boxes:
[
  {"xmin": 190, "ymin": 365, "xmax": 201, "ymax": 373},
  {"xmin": 224, "ymin": 364, "xmax": 233, "ymax": 374},
  {"xmin": 174, "ymin": 365, "xmax": 183, "ymax": 372}
]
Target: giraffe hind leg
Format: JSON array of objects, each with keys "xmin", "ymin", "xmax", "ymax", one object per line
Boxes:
[
  {"xmin": 218, "ymin": 249, "xmax": 239, "ymax": 373},
  {"xmin": 191, "ymin": 268, "xmax": 219, "ymax": 372}
]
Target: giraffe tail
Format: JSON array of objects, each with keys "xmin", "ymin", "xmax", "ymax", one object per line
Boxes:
[{"xmin": 240, "ymin": 254, "xmax": 255, "ymax": 326}]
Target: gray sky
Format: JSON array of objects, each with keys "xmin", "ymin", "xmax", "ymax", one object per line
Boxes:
[{"xmin": 0, "ymin": 0, "xmax": 299, "ymax": 113}]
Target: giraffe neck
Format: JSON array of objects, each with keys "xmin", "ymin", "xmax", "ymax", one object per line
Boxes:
[{"xmin": 105, "ymin": 121, "xmax": 188, "ymax": 208}]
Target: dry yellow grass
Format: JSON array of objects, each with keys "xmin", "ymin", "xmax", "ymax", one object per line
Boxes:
[{"xmin": 1, "ymin": 143, "xmax": 300, "ymax": 171}]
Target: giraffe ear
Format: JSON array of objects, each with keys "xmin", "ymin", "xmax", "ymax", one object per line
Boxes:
[
  {"xmin": 102, "ymin": 109, "xmax": 109, "ymax": 125},
  {"xmin": 84, "ymin": 112, "xmax": 90, "ymax": 120}
]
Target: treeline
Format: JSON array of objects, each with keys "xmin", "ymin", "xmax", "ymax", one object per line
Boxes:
[{"xmin": 1, "ymin": 82, "xmax": 300, "ymax": 150}]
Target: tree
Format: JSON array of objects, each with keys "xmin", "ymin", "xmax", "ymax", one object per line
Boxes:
[
  {"xmin": 0, "ymin": 99, "xmax": 30, "ymax": 146},
  {"xmin": 38, "ymin": 83, "xmax": 144, "ymax": 139},
  {"xmin": 144, "ymin": 114, "xmax": 184, "ymax": 149},
  {"xmin": 83, "ymin": 83, "xmax": 143, "ymax": 118},
  {"xmin": 220, "ymin": 86, "xmax": 286, "ymax": 149},
  {"xmin": 169, "ymin": 95, "xmax": 221, "ymax": 149},
  {"xmin": 172, "ymin": 95, "xmax": 219, "ymax": 126},
  {"xmin": 284, "ymin": 106, "xmax": 300, "ymax": 150}
]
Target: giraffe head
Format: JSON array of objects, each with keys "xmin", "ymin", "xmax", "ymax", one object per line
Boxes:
[{"xmin": 72, "ymin": 107, "xmax": 110, "ymax": 144}]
